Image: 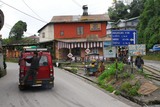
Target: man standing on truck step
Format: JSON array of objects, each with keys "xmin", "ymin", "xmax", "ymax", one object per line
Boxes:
[{"xmin": 22, "ymin": 51, "xmax": 41, "ymax": 85}]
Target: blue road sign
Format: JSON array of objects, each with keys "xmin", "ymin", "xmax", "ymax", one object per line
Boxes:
[{"xmin": 111, "ymin": 30, "xmax": 137, "ymax": 46}]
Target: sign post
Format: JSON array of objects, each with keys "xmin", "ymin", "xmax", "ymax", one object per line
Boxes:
[
  {"xmin": 112, "ymin": 30, "xmax": 137, "ymax": 79},
  {"xmin": 112, "ymin": 30, "xmax": 137, "ymax": 46}
]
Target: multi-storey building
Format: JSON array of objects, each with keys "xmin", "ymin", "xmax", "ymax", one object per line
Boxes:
[{"xmin": 38, "ymin": 5, "xmax": 110, "ymax": 61}]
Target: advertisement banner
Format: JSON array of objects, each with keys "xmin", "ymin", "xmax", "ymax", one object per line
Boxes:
[{"xmin": 128, "ymin": 44, "xmax": 146, "ymax": 56}]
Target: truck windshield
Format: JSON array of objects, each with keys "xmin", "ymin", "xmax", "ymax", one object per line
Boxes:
[{"xmin": 26, "ymin": 55, "xmax": 48, "ymax": 66}]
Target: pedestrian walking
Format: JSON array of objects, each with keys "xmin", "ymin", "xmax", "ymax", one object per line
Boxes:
[{"xmin": 135, "ymin": 56, "xmax": 144, "ymax": 71}]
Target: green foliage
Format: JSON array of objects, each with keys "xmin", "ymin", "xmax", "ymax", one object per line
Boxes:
[
  {"xmin": 122, "ymin": 72, "xmax": 130, "ymax": 78},
  {"xmin": 3, "ymin": 36, "xmax": 37, "ymax": 50},
  {"xmin": 137, "ymin": 0, "xmax": 160, "ymax": 48},
  {"xmin": 9, "ymin": 20, "xmax": 27, "ymax": 40},
  {"xmin": 128, "ymin": 85, "xmax": 139, "ymax": 96},
  {"xmin": 120, "ymin": 82, "xmax": 140, "ymax": 96},
  {"xmin": 130, "ymin": 74, "xmax": 135, "ymax": 80},
  {"xmin": 114, "ymin": 90, "xmax": 120, "ymax": 95},
  {"xmin": 143, "ymin": 53, "xmax": 160, "ymax": 61},
  {"xmin": 120, "ymin": 82, "xmax": 132, "ymax": 92},
  {"xmin": 117, "ymin": 62, "xmax": 124, "ymax": 71},
  {"xmin": 105, "ymin": 84, "xmax": 115, "ymax": 93},
  {"xmin": 71, "ymin": 67, "xmax": 78, "ymax": 74},
  {"xmin": 128, "ymin": 0, "xmax": 145, "ymax": 18},
  {"xmin": 98, "ymin": 71, "xmax": 108, "ymax": 82},
  {"xmin": 2, "ymin": 38, "xmax": 11, "ymax": 45},
  {"xmin": 108, "ymin": 1, "xmax": 129, "ymax": 21},
  {"xmin": 108, "ymin": 0, "xmax": 145, "ymax": 21},
  {"xmin": 98, "ymin": 62, "xmax": 124, "ymax": 85}
]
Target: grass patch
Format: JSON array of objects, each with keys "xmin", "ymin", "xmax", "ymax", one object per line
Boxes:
[
  {"xmin": 143, "ymin": 53, "xmax": 160, "ymax": 61},
  {"xmin": 105, "ymin": 84, "xmax": 115, "ymax": 93}
]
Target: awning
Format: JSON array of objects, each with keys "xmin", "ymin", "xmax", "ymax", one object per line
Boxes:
[{"xmin": 58, "ymin": 41, "xmax": 103, "ymax": 49}]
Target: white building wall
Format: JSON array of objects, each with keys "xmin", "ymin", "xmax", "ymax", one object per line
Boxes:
[
  {"xmin": 117, "ymin": 22, "xmax": 125, "ymax": 28},
  {"xmin": 39, "ymin": 24, "xmax": 54, "ymax": 42}
]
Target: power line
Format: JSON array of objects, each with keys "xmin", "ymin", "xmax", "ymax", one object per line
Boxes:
[
  {"xmin": 22, "ymin": 0, "xmax": 46, "ymax": 22},
  {"xmin": 0, "ymin": 0, "xmax": 48, "ymax": 24},
  {"xmin": 72, "ymin": 0, "xmax": 82, "ymax": 8}
]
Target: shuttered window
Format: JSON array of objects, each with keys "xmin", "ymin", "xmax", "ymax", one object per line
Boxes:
[{"xmin": 77, "ymin": 26, "xmax": 84, "ymax": 36}]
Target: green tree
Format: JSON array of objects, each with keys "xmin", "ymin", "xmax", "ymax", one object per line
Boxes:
[
  {"xmin": 128, "ymin": 0, "xmax": 145, "ymax": 18},
  {"xmin": 108, "ymin": 1, "xmax": 129, "ymax": 21},
  {"xmin": 137, "ymin": 0, "xmax": 160, "ymax": 48},
  {"xmin": 9, "ymin": 20, "xmax": 27, "ymax": 40}
]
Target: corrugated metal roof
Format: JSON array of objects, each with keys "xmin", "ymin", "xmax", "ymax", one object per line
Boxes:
[{"xmin": 50, "ymin": 14, "xmax": 110, "ymax": 23}]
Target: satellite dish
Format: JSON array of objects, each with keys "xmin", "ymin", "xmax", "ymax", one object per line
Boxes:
[{"xmin": 0, "ymin": 9, "xmax": 4, "ymax": 30}]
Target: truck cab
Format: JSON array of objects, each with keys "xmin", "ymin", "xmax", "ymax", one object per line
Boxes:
[{"xmin": 18, "ymin": 48, "xmax": 54, "ymax": 90}]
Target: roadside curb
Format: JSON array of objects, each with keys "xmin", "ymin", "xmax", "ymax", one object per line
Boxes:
[{"xmin": 62, "ymin": 67, "xmax": 98, "ymax": 84}]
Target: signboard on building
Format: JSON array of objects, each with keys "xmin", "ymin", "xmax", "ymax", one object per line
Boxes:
[
  {"xmin": 85, "ymin": 48, "xmax": 90, "ymax": 54},
  {"xmin": 104, "ymin": 41, "xmax": 111, "ymax": 47},
  {"xmin": 112, "ymin": 30, "xmax": 137, "ymax": 46},
  {"xmin": 90, "ymin": 23, "xmax": 101, "ymax": 31},
  {"xmin": 103, "ymin": 46, "xmax": 116, "ymax": 58},
  {"xmin": 128, "ymin": 44, "xmax": 146, "ymax": 56},
  {"xmin": 67, "ymin": 53, "xmax": 73, "ymax": 58}
]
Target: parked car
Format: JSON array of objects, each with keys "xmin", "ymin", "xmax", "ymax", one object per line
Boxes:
[
  {"xmin": 149, "ymin": 44, "xmax": 160, "ymax": 52},
  {"xmin": 18, "ymin": 47, "xmax": 54, "ymax": 90}
]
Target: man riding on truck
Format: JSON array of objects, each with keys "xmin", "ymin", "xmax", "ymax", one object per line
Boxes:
[{"xmin": 22, "ymin": 51, "xmax": 41, "ymax": 85}]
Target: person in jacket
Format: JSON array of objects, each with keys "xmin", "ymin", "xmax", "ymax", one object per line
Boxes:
[
  {"xmin": 135, "ymin": 56, "xmax": 144, "ymax": 71},
  {"xmin": 22, "ymin": 51, "xmax": 41, "ymax": 85}
]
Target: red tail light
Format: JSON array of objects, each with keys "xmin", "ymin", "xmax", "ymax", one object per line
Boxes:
[{"xmin": 50, "ymin": 65, "xmax": 54, "ymax": 77}]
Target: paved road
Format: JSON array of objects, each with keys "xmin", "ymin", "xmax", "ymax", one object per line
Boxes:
[{"xmin": 0, "ymin": 63, "xmax": 140, "ymax": 107}]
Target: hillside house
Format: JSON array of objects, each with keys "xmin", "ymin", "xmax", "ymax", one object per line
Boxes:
[{"xmin": 38, "ymin": 5, "xmax": 110, "ymax": 61}]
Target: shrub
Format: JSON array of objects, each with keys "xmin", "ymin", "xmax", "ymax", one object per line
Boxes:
[
  {"xmin": 98, "ymin": 62, "xmax": 124, "ymax": 86},
  {"xmin": 120, "ymin": 81, "xmax": 140, "ymax": 96},
  {"xmin": 120, "ymin": 82, "xmax": 132, "ymax": 92},
  {"xmin": 128, "ymin": 86, "xmax": 139, "ymax": 96},
  {"xmin": 105, "ymin": 84, "xmax": 115, "ymax": 93},
  {"xmin": 122, "ymin": 72, "xmax": 130, "ymax": 78},
  {"xmin": 115, "ymin": 90, "xmax": 120, "ymax": 95},
  {"xmin": 71, "ymin": 67, "xmax": 78, "ymax": 74}
]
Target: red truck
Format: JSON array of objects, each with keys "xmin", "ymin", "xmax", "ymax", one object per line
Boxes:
[{"xmin": 18, "ymin": 48, "xmax": 54, "ymax": 90}]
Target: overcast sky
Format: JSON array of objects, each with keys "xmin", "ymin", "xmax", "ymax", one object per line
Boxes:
[{"xmin": 0, "ymin": 0, "xmax": 114, "ymax": 39}]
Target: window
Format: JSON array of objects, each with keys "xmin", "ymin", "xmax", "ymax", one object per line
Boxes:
[
  {"xmin": 42, "ymin": 32, "xmax": 45, "ymax": 38},
  {"xmin": 77, "ymin": 27, "xmax": 84, "ymax": 35},
  {"xmin": 25, "ymin": 56, "xmax": 32, "ymax": 66},
  {"xmin": 25, "ymin": 55, "xmax": 48, "ymax": 66},
  {"xmin": 92, "ymin": 48, "xmax": 98, "ymax": 54},
  {"xmin": 39, "ymin": 56, "xmax": 48, "ymax": 66},
  {"xmin": 60, "ymin": 31, "xmax": 64, "ymax": 36}
]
